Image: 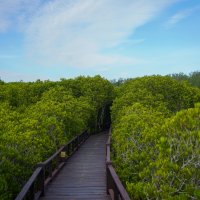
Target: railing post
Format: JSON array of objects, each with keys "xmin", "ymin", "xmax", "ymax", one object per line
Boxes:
[
  {"xmin": 29, "ymin": 183, "xmax": 35, "ymax": 200},
  {"xmin": 69, "ymin": 143, "xmax": 72, "ymax": 155},
  {"xmin": 71, "ymin": 141, "xmax": 73, "ymax": 154},
  {"xmin": 37, "ymin": 163, "xmax": 45, "ymax": 196},
  {"xmin": 76, "ymin": 136, "xmax": 79, "ymax": 150},
  {"xmin": 39, "ymin": 167, "xmax": 45, "ymax": 196},
  {"xmin": 77, "ymin": 135, "xmax": 80, "ymax": 150},
  {"xmin": 49, "ymin": 161, "xmax": 52, "ymax": 178},
  {"xmin": 73, "ymin": 140, "xmax": 75, "ymax": 151},
  {"xmin": 106, "ymin": 145, "xmax": 113, "ymax": 197},
  {"xmin": 86, "ymin": 130, "xmax": 88, "ymax": 139},
  {"xmin": 106, "ymin": 163, "xmax": 111, "ymax": 195},
  {"xmin": 80, "ymin": 134, "xmax": 82, "ymax": 144},
  {"xmin": 67, "ymin": 144, "xmax": 70, "ymax": 157},
  {"xmin": 84, "ymin": 131, "xmax": 86, "ymax": 141},
  {"xmin": 72, "ymin": 140, "xmax": 74, "ymax": 152}
]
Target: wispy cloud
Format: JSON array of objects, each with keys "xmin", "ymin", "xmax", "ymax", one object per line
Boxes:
[
  {"xmin": 0, "ymin": 0, "xmax": 180, "ymax": 69},
  {"xmin": 165, "ymin": 6, "xmax": 200, "ymax": 29},
  {"xmin": 24, "ymin": 0, "xmax": 179, "ymax": 69}
]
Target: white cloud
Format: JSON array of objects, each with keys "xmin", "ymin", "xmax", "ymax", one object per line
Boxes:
[
  {"xmin": 24, "ymin": 0, "xmax": 179, "ymax": 69},
  {"xmin": 0, "ymin": 0, "xmax": 180, "ymax": 69},
  {"xmin": 165, "ymin": 6, "xmax": 200, "ymax": 28}
]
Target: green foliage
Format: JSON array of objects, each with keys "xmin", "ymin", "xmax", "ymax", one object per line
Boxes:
[
  {"xmin": 125, "ymin": 106, "xmax": 200, "ymax": 199},
  {"xmin": 2, "ymin": 73, "xmax": 199, "ymax": 199},
  {"xmin": 0, "ymin": 93, "xmax": 94, "ymax": 199},
  {"xmin": 110, "ymin": 78, "xmax": 129, "ymax": 86},
  {"xmin": 111, "ymin": 75, "xmax": 200, "ymax": 199},
  {"xmin": 112, "ymin": 76, "xmax": 200, "ymax": 123},
  {"xmin": 60, "ymin": 75, "xmax": 114, "ymax": 108},
  {"xmin": 169, "ymin": 71, "xmax": 200, "ymax": 88},
  {"xmin": 60, "ymin": 75, "xmax": 114, "ymax": 132},
  {"xmin": 112, "ymin": 103, "xmax": 165, "ymax": 181},
  {"xmin": 189, "ymin": 71, "xmax": 200, "ymax": 88},
  {"xmin": 0, "ymin": 76, "xmax": 114, "ymax": 199},
  {"xmin": 0, "ymin": 81, "xmax": 56, "ymax": 109}
]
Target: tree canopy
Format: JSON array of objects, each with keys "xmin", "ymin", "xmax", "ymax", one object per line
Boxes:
[
  {"xmin": 0, "ymin": 76, "xmax": 114, "ymax": 199},
  {"xmin": 111, "ymin": 75, "xmax": 200, "ymax": 199},
  {"xmin": 0, "ymin": 74, "xmax": 200, "ymax": 199}
]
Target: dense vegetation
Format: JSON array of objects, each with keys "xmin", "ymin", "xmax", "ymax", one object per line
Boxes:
[
  {"xmin": 169, "ymin": 71, "xmax": 200, "ymax": 88},
  {"xmin": 0, "ymin": 72, "xmax": 200, "ymax": 199},
  {"xmin": 111, "ymin": 75, "xmax": 200, "ymax": 199},
  {"xmin": 111, "ymin": 71, "xmax": 200, "ymax": 88},
  {"xmin": 0, "ymin": 76, "xmax": 114, "ymax": 200}
]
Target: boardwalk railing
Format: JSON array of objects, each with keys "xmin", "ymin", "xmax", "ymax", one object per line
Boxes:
[
  {"xmin": 106, "ymin": 128, "xmax": 131, "ymax": 200},
  {"xmin": 15, "ymin": 130, "xmax": 89, "ymax": 200}
]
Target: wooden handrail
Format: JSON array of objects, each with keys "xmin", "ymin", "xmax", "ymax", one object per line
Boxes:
[
  {"xmin": 106, "ymin": 128, "xmax": 131, "ymax": 200},
  {"xmin": 15, "ymin": 167, "xmax": 44, "ymax": 200},
  {"xmin": 15, "ymin": 130, "xmax": 89, "ymax": 200}
]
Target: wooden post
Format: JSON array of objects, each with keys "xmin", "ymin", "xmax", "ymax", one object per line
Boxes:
[
  {"xmin": 49, "ymin": 161, "xmax": 52, "ymax": 177},
  {"xmin": 77, "ymin": 135, "xmax": 80, "ymax": 150},
  {"xmin": 39, "ymin": 167, "xmax": 45, "ymax": 196},
  {"xmin": 29, "ymin": 184, "xmax": 35, "ymax": 200}
]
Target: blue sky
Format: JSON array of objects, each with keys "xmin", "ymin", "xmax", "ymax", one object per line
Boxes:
[{"xmin": 0, "ymin": 0, "xmax": 200, "ymax": 82}]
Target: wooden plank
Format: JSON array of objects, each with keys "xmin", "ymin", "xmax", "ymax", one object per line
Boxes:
[
  {"xmin": 40, "ymin": 133, "xmax": 110, "ymax": 200},
  {"xmin": 40, "ymin": 194, "xmax": 111, "ymax": 200}
]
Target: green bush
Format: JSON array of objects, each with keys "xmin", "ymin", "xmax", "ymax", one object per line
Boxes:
[
  {"xmin": 125, "ymin": 105, "xmax": 200, "ymax": 199},
  {"xmin": 0, "ymin": 76, "xmax": 114, "ymax": 199},
  {"xmin": 112, "ymin": 76, "xmax": 200, "ymax": 123},
  {"xmin": 111, "ymin": 76, "xmax": 200, "ymax": 199}
]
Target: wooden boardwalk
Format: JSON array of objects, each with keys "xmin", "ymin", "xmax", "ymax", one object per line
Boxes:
[{"xmin": 40, "ymin": 132, "xmax": 111, "ymax": 200}]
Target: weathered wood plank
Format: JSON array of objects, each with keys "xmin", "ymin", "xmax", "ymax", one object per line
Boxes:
[
  {"xmin": 40, "ymin": 132, "xmax": 111, "ymax": 200},
  {"xmin": 40, "ymin": 194, "xmax": 111, "ymax": 200}
]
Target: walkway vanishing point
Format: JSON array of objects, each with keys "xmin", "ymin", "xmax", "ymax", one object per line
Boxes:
[{"xmin": 15, "ymin": 130, "xmax": 131, "ymax": 200}]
